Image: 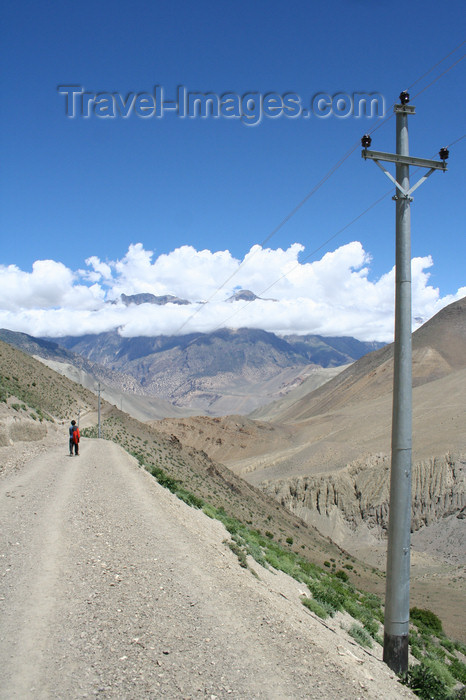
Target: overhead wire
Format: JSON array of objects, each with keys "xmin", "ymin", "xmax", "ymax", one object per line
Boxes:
[
  {"xmin": 211, "ymin": 130, "xmax": 465, "ymax": 334},
  {"xmin": 412, "ymin": 51, "xmax": 465, "ymax": 101},
  {"xmin": 172, "ymin": 140, "xmax": 359, "ymax": 335},
  {"xmin": 168, "ymin": 43, "xmax": 466, "ymax": 338},
  {"xmin": 407, "ymin": 39, "xmax": 465, "ymax": 91}
]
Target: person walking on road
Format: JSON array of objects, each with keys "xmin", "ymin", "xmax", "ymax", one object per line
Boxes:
[{"xmin": 69, "ymin": 419, "xmax": 80, "ymax": 456}]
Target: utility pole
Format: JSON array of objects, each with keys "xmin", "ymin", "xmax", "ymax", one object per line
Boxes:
[
  {"xmin": 361, "ymin": 92, "xmax": 448, "ymax": 674},
  {"xmin": 97, "ymin": 382, "xmax": 101, "ymax": 439}
]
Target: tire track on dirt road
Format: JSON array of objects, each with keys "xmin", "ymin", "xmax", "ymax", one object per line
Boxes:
[{"xmin": 0, "ymin": 438, "xmax": 415, "ymax": 699}]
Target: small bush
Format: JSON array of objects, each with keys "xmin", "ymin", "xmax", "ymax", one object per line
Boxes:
[
  {"xmin": 149, "ymin": 465, "xmax": 179, "ymax": 493},
  {"xmin": 302, "ymin": 597, "xmax": 329, "ymax": 619},
  {"xmin": 307, "ymin": 579, "xmax": 345, "ymax": 612},
  {"xmin": 202, "ymin": 504, "xmax": 218, "ymax": 519},
  {"xmin": 450, "ymin": 658, "xmax": 466, "ymax": 685},
  {"xmin": 335, "ymin": 569, "xmax": 349, "ymax": 582},
  {"xmin": 227, "ymin": 541, "xmax": 248, "ymax": 568},
  {"xmin": 440, "ymin": 638, "xmax": 456, "ymax": 653},
  {"xmin": 403, "ymin": 662, "xmax": 451, "ymax": 700},
  {"xmin": 423, "ymin": 658, "xmax": 456, "ymax": 689},
  {"xmin": 348, "ymin": 623, "xmax": 372, "ymax": 649},
  {"xmin": 176, "ymin": 489, "xmax": 204, "ymax": 509},
  {"xmin": 410, "ymin": 607, "xmax": 444, "ymax": 635}
]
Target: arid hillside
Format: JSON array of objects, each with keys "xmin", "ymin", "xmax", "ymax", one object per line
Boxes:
[
  {"xmin": 0, "ymin": 336, "xmax": 369, "ymax": 581},
  {"xmin": 254, "ymin": 295, "xmax": 466, "ymax": 424},
  {"xmin": 155, "ymin": 298, "xmax": 466, "ymax": 479},
  {"xmin": 153, "ymin": 299, "xmax": 466, "ymax": 641}
]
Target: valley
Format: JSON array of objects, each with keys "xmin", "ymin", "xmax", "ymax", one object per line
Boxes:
[{"xmin": 0, "ymin": 296, "xmax": 465, "ymax": 684}]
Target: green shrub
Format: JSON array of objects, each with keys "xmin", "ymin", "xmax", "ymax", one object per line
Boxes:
[
  {"xmin": 440, "ymin": 638, "xmax": 456, "ymax": 653},
  {"xmin": 176, "ymin": 489, "xmax": 204, "ymax": 509},
  {"xmin": 450, "ymin": 657, "xmax": 466, "ymax": 685},
  {"xmin": 202, "ymin": 504, "xmax": 218, "ymax": 519},
  {"xmin": 302, "ymin": 597, "xmax": 329, "ymax": 619},
  {"xmin": 410, "ymin": 607, "xmax": 444, "ymax": 635},
  {"xmin": 149, "ymin": 465, "xmax": 179, "ymax": 493},
  {"xmin": 403, "ymin": 662, "xmax": 451, "ymax": 700},
  {"xmin": 298, "ymin": 561, "xmax": 321, "ymax": 580},
  {"xmin": 335, "ymin": 569, "xmax": 349, "ymax": 582},
  {"xmin": 227, "ymin": 541, "xmax": 248, "ymax": 568},
  {"xmin": 307, "ymin": 579, "xmax": 344, "ymax": 612},
  {"xmin": 245, "ymin": 541, "xmax": 268, "ymax": 568},
  {"xmin": 348, "ymin": 623, "xmax": 372, "ymax": 649},
  {"xmin": 422, "ymin": 658, "xmax": 455, "ymax": 689}
]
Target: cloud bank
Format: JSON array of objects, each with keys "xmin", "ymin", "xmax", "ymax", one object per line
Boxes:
[{"xmin": 0, "ymin": 242, "xmax": 464, "ymax": 342}]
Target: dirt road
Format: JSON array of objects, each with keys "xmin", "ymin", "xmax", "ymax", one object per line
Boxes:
[{"xmin": 0, "ymin": 438, "xmax": 414, "ymax": 699}]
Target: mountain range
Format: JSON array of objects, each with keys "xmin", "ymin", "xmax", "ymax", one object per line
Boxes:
[
  {"xmin": 45, "ymin": 328, "xmax": 383, "ymax": 414},
  {"xmin": 0, "ymin": 326, "xmax": 383, "ymax": 416}
]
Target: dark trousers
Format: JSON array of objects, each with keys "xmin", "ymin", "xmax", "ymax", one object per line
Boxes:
[{"xmin": 69, "ymin": 438, "xmax": 79, "ymax": 455}]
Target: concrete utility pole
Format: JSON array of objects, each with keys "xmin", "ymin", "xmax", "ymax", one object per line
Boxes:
[
  {"xmin": 97, "ymin": 382, "xmax": 101, "ymax": 439},
  {"xmin": 361, "ymin": 92, "xmax": 448, "ymax": 674}
]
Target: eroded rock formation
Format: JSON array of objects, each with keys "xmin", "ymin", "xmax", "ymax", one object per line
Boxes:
[{"xmin": 261, "ymin": 452, "xmax": 465, "ymax": 536}]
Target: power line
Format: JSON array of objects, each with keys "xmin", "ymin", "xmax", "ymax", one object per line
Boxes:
[
  {"xmin": 216, "ymin": 131, "xmax": 465, "ymax": 331},
  {"xmin": 407, "ymin": 39, "xmax": 465, "ymax": 91},
  {"xmin": 172, "ymin": 141, "xmax": 359, "ymax": 335},
  {"xmin": 167, "ymin": 44, "xmax": 466, "ymax": 336},
  {"xmin": 201, "ymin": 189, "xmax": 393, "ymax": 334},
  {"xmin": 369, "ymin": 41, "xmax": 465, "ymax": 138},
  {"xmin": 184, "ymin": 127, "xmax": 465, "ymax": 337},
  {"xmin": 446, "ymin": 133, "xmax": 466, "ymax": 148},
  {"xmin": 412, "ymin": 52, "xmax": 465, "ymax": 100}
]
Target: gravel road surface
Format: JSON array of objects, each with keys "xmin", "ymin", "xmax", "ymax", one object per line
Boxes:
[{"xmin": 0, "ymin": 438, "xmax": 414, "ymax": 699}]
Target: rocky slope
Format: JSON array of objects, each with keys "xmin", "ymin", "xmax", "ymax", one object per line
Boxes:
[
  {"xmin": 152, "ymin": 299, "xmax": 466, "ymax": 633},
  {"xmin": 46, "ymin": 327, "xmax": 381, "ymax": 415},
  {"xmin": 263, "ymin": 452, "xmax": 465, "ymax": 539}
]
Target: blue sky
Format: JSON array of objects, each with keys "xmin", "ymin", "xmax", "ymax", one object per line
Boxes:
[{"xmin": 0, "ymin": 0, "xmax": 465, "ymax": 341}]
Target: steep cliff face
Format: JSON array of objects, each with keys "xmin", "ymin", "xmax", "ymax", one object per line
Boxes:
[{"xmin": 261, "ymin": 452, "xmax": 465, "ymax": 537}]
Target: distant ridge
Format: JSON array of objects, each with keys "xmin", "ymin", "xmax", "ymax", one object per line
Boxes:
[
  {"xmin": 226, "ymin": 289, "xmax": 277, "ymax": 303},
  {"xmin": 257, "ymin": 295, "xmax": 466, "ymax": 423},
  {"xmin": 120, "ymin": 293, "xmax": 190, "ymax": 306},
  {"xmin": 45, "ymin": 327, "xmax": 382, "ymax": 415}
]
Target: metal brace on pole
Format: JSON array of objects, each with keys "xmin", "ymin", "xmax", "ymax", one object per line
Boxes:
[{"xmin": 361, "ymin": 92, "xmax": 448, "ymax": 675}]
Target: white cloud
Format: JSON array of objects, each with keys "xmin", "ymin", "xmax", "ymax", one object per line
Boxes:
[{"xmin": 0, "ymin": 242, "xmax": 464, "ymax": 342}]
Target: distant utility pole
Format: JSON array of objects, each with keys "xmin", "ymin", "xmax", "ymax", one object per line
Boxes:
[
  {"xmin": 361, "ymin": 92, "xmax": 448, "ymax": 674},
  {"xmin": 97, "ymin": 382, "xmax": 101, "ymax": 439}
]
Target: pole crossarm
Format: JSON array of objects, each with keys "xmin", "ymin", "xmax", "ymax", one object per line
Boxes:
[
  {"xmin": 361, "ymin": 149, "xmax": 447, "ymax": 170},
  {"xmin": 361, "ymin": 149, "xmax": 447, "ymax": 199}
]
